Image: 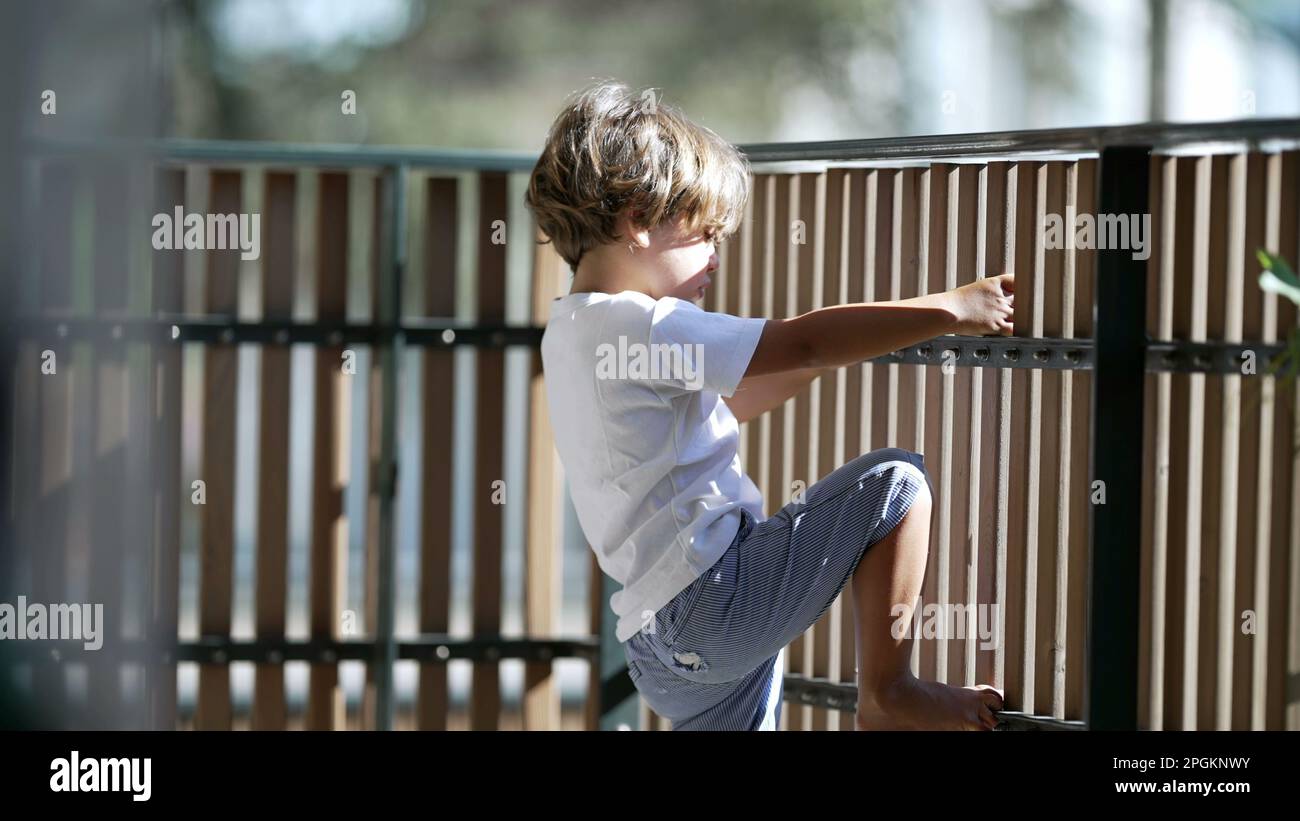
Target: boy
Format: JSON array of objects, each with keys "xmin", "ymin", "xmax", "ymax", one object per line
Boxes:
[{"xmin": 527, "ymin": 81, "xmax": 1010, "ymax": 730}]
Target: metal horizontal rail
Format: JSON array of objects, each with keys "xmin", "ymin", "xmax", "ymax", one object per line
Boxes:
[
  {"xmin": 740, "ymin": 118, "xmax": 1300, "ymax": 163},
  {"xmin": 22, "ymin": 118, "xmax": 1300, "ymax": 168},
  {"xmin": 0, "ymin": 636, "xmax": 599, "ymax": 664},
  {"xmin": 24, "ymin": 136, "xmax": 540, "ymax": 171},
  {"xmin": 874, "ymin": 336, "xmax": 1093, "ymax": 370},
  {"xmin": 781, "ymin": 673, "xmax": 1087, "ymax": 731},
  {"xmin": 1146, "ymin": 339, "xmax": 1289, "ymax": 374},
  {"xmin": 14, "ymin": 316, "xmax": 1289, "ymax": 375},
  {"xmin": 12, "ymin": 315, "xmax": 544, "ymax": 349}
]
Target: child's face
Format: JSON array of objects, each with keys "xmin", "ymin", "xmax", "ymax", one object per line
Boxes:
[{"xmin": 638, "ymin": 215, "xmax": 719, "ymax": 304}]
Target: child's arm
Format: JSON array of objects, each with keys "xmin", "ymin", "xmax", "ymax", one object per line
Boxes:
[
  {"xmin": 743, "ymin": 274, "xmax": 1014, "ymax": 378},
  {"xmin": 723, "ymin": 366, "xmax": 829, "ymax": 424}
]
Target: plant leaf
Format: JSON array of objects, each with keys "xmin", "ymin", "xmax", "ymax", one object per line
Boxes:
[
  {"xmin": 1260, "ymin": 270, "xmax": 1300, "ymax": 307},
  {"xmin": 1258, "ymin": 248, "xmax": 1300, "ymax": 288}
]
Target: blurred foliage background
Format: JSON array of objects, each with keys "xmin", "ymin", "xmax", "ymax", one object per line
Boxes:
[{"xmin": 24, "ymin": 0, "xmax": 1300, "ymax": 149}]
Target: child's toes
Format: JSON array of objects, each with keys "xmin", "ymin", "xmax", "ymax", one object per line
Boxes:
[{"xmin": 972, "ymin": 684, "xmax": 1004, "ymax": 711}]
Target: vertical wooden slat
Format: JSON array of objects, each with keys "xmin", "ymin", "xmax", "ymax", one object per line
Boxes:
[
  {"xmin": 525, "ymin": 224, "xmax": 567, "ymax": 730},
  {"xmin": 791, "ymin": 171, "xmax": 832, "ymax": 729},
  {"xmin": 890, "ymin": 168, "xmax": 921, "ymax": 677},
  {"xmin": 1144, "ymin": 155, "xmax": 1178, "ymax": 729},
  {"xmin": 1216, "ymin": 153, "xmax": 1251, "ymax": 729},
  {"xmin": 1185, "ymin": 156, "xmax": 1223, "ymax": 729},
  {"xmin": 1264, "ymin": 151, "xmax": 1299, "ymax": 729},
  {"xmin": 1232, "ymin": 152, "xmax": 1267, "ymax": 730},
  {"xmin": 1165, "ymin": 156, "xmax": 1198, "ymax": 729},
  {"xmin": 1065, "ymin": 158, "xmax": 1096, "ymax": 720},
  {"xmin": 361, "ymin": 171, "xmax": 385, "ymax": 730},
  {"xmin": 745, "ymin": 175, "xmax": 772, "ymax": 511},
  {"xmin": 1004, "ymin": 160, "xmax": 1036, "ymax": 712},
  {"xmin": 1036, "ymin": 162, "xmax": 1066, "ymax": 717},
  {"xmin": 947, "ymin": 164, "xmax": 976, "ymax": 686},
  {"xmin": 418, "ymin": 176, "xmax": 457, "ymax": 730},
  {"xmin": 768, "ymin": 174, "xmax": 801, "ymax": 728},
  {"xmin": 252, "ymin": 171, "xmax": 295, "ymax": 729},
  {"xmin": 307, "ymin": 171, "xmax": 348, "ymax": 730},
  {"xmin": 472, "ymin": 171, "xmax": 508, "ymax": 729},
  {"xmin": 1273, "ymin": 152, "xmax": 1300, "ymax": 730},
  {"xmin": 1197, "ymin": 157, "xmax": 1230, "ymax": 730},
  {"xmin": 833, "ymin": 169, "xmax": 864, "ymax": 713},
  {"xmin": 919, "ymin": 163, "xmax": 948, "ymax": 685},
  {"xmin": 976, "ymin": 162, "xmax": 1009, "ymax": 692},
  {"xmin": 196, "ymin": 169, "xmax": 241, "ymax": 730}
]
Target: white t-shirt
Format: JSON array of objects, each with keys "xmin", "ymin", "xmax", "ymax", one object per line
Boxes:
[{"xmin": 541, "ymin": 290, "xmax": 768, "ymax": 642}]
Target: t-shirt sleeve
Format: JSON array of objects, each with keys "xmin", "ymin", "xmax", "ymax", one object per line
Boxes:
[{"xmin": 646, "ymin": 297, "xmax": 768, "ymax": 397}]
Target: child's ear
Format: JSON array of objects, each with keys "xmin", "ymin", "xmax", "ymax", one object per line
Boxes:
[{"xmin": 619, "ymin": 211, "xmax": 652, "ymax": 249}]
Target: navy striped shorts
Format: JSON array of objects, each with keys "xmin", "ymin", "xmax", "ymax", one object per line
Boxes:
[{"xmin": 622, "ymin": 447, "xmax": 932, "ymax": 730}]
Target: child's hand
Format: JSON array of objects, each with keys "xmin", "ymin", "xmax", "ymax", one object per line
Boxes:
[{"xmin": 946, "ymin": 273, "xmax": 1014, "ymax": 336}]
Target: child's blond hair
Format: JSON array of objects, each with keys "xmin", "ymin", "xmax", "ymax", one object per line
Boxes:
[{"xmin": 525, "ymin": 79, "xmax": 750, "ymax": 271}]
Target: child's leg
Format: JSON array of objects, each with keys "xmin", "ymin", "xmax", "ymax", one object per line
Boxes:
[{"xmin": 850, "ymin": 484, "xmax": 1004, "ymax": 730}]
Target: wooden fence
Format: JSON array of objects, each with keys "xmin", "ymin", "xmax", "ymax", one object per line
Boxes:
[{"xmin": 5, "ymin": 123, "xmax": 1300, "ymax": 731}]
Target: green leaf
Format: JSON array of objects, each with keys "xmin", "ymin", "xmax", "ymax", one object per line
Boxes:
[
  {"xmin": 1260, "ymin": 270, "xmax": 1300, "ymax": 307},
  {"xmin": 1258, "ymin": 248, "xmax": 1300, "ymax": 288}
]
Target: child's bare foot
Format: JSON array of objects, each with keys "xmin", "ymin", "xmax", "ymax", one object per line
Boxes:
[{"xmin": 856, "ymin": 677, "xmax": 1003, "ymax": 731}]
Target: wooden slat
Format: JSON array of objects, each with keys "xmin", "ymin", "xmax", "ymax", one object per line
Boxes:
[
  {"xmin": 196, "ymin": 169, "xmax": 241, "ymax": 730},
  {"xmin": 1214, "ymin": 153, "xmax": 1248, "ymax": 729},
  {"xmin": 826, "ymin": 168, "xmax": 857, "ymax": 717},
  {"xmin": 1264, "ymin": 151, "xmax": 1299, "ymax": 730},
  {"xmin": 418, "ymin": 176, "xmax": 457, "ymax": 730},
  {"xmin": 947, "ymin": 164, "xmax": 977, "ymax": 686},
  {"xmin": 252, "ymin": 170, "xmax": 295, "ymax": 729},
  {"xmin": 976, "ymin": 162, "xmax": 1009, "ymax": 691},
  {"xmin": 1036, "ymin": 162, "xmax": 1066, "ymax": 717},
  {"xmin": 1230, "ymin": 152, "xmax": 1266, "ymax": 730},
  {"xmin": 307, "ymin": 171, "xmax": 348, "ymax": 730},
  {"xmin": 472, "ymin": 171, "xmax": 508, "ymax": 729},
  {"xmin": 920, "ymin": 164, "xmax": 948, "ymax": 685},
  {"xmin": 1144, "ymin": 155, "xmax": 1178, "ymax": 729},
  {"xmin": 360, "ymin": 171, "xmax": 386, "ymax": 729},
  {"xmin": 764, "ymin": 176, "xmax": 795, "ymax": 727},
  {"xmin": 1065, "ymin": 158, "xmax": 1097, "ymax": 720},
  {"xmin": 890, "ymin": 168, "xmax": 921, "ymax": 677},
  {"xmin": 525, "ymin": 223, "xmax": 567, "ymax": 730},
  {"xmin": 1273, "ymin": 152, "xmax": 1300, "ymax": 730},
  {"xmin": 1197, "ymin": 157, "xmax": 1229, "ymax": 730},
  {"xmin": 1004, "ymin": 160, "xmax": 1036, "ymax": 712},
  {"xmin": 794, "ymin": 171, "xmax": 834, "ymax": 729},
  {"xmin": 1165, "ymin": 156, "xmax": 1198, "ymax": 729}
]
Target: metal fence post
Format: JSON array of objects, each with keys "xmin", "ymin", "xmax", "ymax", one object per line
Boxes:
[
  {"xmin": 1086, "ymin": 145, "xmax": 1151, "ymax": 730},
  {"xmin": 373, "ymin": 163, "xmax": 407, "ymax": 730}
]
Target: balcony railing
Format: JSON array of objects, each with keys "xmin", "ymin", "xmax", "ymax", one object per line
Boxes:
[{"xmin": 6, "ymin": 117, "xmax": 1300, "ymax": 730}]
